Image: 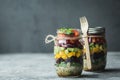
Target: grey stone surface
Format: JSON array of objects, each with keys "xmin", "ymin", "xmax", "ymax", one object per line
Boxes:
[{"xmin": 0, "ymin": 52, "xmax": 119, "ymax": 80}]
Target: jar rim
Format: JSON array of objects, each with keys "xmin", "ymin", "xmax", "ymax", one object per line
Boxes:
[{"xmin": 88, "ymin": 27, "xmax": 105, "ymax": 34}]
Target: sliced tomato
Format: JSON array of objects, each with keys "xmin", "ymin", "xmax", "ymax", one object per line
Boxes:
[
  {"xmin": 92, "ymin": 38, "xmax": 96, "ymax": 43},
  {"xmin": 72, "ymin": 30, "xmax": 79, "ymax": 37},
  {"xmin": 58, "ymin": 33, "xmax": 66, "ymax": 37}
]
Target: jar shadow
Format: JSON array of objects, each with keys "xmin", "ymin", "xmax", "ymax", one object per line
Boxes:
[
  {"xmin": 94, "ymin": 68, "xmax": 120, "ymax": 73},
  {"xmin": 58, "ymin": 74, "xmax": 99, "ymax": 78},
  {"xmin": 46, "ymin": 68, "xmax": 120, "ymax": 79},
  {"xmin": 102, "ymin": 68, "xmax": 120, "ymax": 73},
  {"xmin": 80, "ymin": 74, "xmax": 99, "ymax": 78},
  {"xmin": 93, "ymin": 68, "xmax": 120, "ymax": 78}
]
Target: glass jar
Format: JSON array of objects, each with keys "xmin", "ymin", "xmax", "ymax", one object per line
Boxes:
[
  {"xmin": 54, "ymin": 28, "xmax": 83, "ymax": 77},
  {"xmin": 83, "ymin": 27, "xmax": 107, "ymax": 71}
]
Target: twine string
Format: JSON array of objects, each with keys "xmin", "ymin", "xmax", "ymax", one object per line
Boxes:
[
  {"xmin": 82, "ymin": 35, "xmax": 104, "ymax": 38},
  {"xmin": 45, "ymin": 35, "xmax": 56, "ymax": 44},
  {"xmin": 45, "ymin": 35, "xmax": 104, "ymax": 44}
]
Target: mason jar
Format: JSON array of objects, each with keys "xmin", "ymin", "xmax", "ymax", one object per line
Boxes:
[
  {"xmin": 54, "ymin": 28, "xmax": 83, "ymax": 77},
  {"xmin": 83, "ymin": 27, "xmax": 107, "ymax": 71}
]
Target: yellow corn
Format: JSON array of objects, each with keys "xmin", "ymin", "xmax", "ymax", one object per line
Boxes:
[
  {"xmin": 93, "ymin": 47, "xmax": 99, "ymax": 53},
  {"xmin": 54, "ymin": 53, "xmax": 61, "ymax": 59},
  {"xmin": 59, "ymin": 51, "xmax": 68, "ymax": 59},
  {"xmin": 67, "ymin": 52, "xmax": 75, "ymax": 58},
  {"xmin": 61, "ymin": 54, "xmax": 68, "ymax": 59},
  {"xmin": 76, "ymin": 52, "xmax": 80, "ymax": 57}
]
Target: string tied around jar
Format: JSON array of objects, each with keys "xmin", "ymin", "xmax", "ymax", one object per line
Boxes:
[
  {"xmin": 45, "ymin": 35, "xmax": 82, "ymax": 44},
  {"xmin": 45, "ymin": 35, "xmax": 56, "ymax": 44},
  {"xmin": 82, "ymin": 35, "xmax": 104, "ymax": 38}
]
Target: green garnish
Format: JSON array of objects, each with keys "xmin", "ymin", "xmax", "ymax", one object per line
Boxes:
[{"xmin": 58, "ymin": 28, "xmax": 73, "ymax": 35}]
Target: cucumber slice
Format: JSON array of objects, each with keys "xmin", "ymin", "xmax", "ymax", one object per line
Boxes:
[
  {"xmin": 95, "ymin": 44, "xmax": 99, "ymax": 48},
  {"xmin": 61, "ymin": 47, "xmax": 65, "ymax": 50},
  {"xmin": 67, "ymin": 48, "xmax": 80, "ymax": 52},
  {"xmin": 65, "ymin": 50, "xmax": 69, "ymax": 54},
  {"xmin": 89, "ymin": 43, "xmax": 94, "ymax": 47},
  {"xmin": 54, "ymin": 46, "xmax": 59, "ymax": 54},
  {"xmin": 54, "ymin": 46, "xmax": 65, "ymax": 54},
  {"xmin": 100, "ymin": 45, "xmax": 103, "ymax": 51},
  {"xmin": 67, "ymin": 48, "xmax": 74, "ymax": 52}
]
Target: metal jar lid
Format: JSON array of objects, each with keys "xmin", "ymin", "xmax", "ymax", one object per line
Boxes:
[{"xmin": 88, "ymin": 27, "xmax": 105, "ymax": 34}]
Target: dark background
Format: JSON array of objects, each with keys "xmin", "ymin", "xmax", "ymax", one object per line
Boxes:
[{"xmin": 0, "ymin": 0, "xmax": 120, "ymax": 53}]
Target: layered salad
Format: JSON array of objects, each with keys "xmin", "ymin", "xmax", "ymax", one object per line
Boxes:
[
  {"xmin": 54, "ymin": 28, "xmax": 83, "ymax": 77},
  {"xmin": 83, "ymin": 36, "xmax": 107, "ymax": 71}
]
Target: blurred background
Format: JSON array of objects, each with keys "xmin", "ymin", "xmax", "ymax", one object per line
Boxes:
[{"xmin": 0, "ymin": 0, "xmax": 120, "ymax": 53}]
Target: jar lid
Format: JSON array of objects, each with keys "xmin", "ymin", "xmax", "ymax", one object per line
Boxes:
[{"xmin": 88, "ymin": 27, "xmax": 105, "ymax": 34}]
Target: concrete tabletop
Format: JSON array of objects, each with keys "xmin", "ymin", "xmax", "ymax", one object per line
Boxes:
[{"xmin": 0, "ymin": 52, "xmax": 120, "ymax": 80}]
